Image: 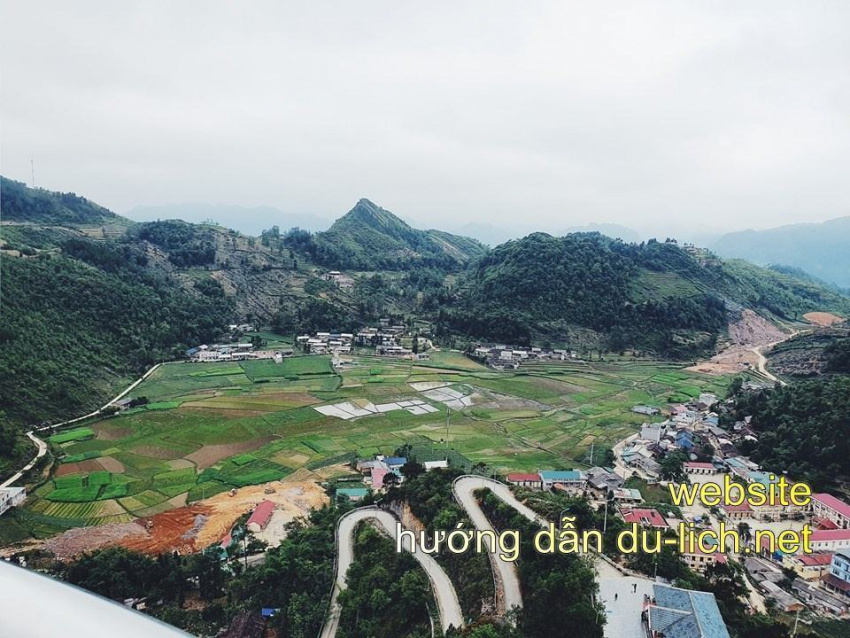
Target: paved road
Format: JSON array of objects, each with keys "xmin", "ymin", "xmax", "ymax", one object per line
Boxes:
[
  {"xmin": 0, "ymin": 432, "xmax": 47, "ymax": 489},
  {"xmin": 452, "ymin": 476, "xmax": 547, "ymax": 615},
  {"xmin": 320, "ymin": 506, "xmax": 463, "ymax": 638},
  {"xmin": 0, "ymin": 363, "xmax": 164, "ymax": 490}
]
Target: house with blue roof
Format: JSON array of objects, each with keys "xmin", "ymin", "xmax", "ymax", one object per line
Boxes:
[
  {"xmin": 643, "ymin": 583, "xmax": 730, "ymax": 638},
  {"xmin": 538, "ymin": 470, "xmax": 585, "ymax": 490}
]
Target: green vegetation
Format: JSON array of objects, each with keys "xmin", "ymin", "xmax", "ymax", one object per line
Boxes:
[
  {"xmin": 728, "ymin": 376, "xmax": 850, "ymax": 491},
  {"xmin": 49, "ymin": 428, "xmax": 95, "ymax": 445},
  {"xmin": 285, "ymin": 198, "xmax": 486, "ymax": 271},
  {"xmin": 337, "ymin": 524, "xmax": 434, "ymax": 638},
  {"xmin": 0, "ymin": 176, "xmax": 119, "ymax": 226},
  {"xmin": 0, "ymin": 249, "xmax": 233, "ymax": 429},
  {"xmin": 440, "ymin": 234, "xmax": 850, "ymax": 357}
]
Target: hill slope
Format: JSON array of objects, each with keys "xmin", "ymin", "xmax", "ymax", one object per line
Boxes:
[
  {"xmin": 1, "ymin": 176, "xmax": 122, "ymax": 226},
  {"xmin": 712, "ymin": 217, "xmax": 850, "ymax": 288},
  {"xmin": 303, "ymin": 198, "xmax": 487, "ymax": 270},
  {"xmin": 441, "ymin": 234, "xmax": 850, "ymax": 357}
]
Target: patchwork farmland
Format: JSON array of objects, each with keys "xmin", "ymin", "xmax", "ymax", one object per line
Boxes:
[{"xmin": 18, "ymin": 353, "xmax": 741, "ymax": 537}]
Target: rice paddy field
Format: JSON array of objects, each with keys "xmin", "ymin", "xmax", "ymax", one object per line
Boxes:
[{"xmin": 16, "ymin": 352, "xmax": 745, "ymax": 538}]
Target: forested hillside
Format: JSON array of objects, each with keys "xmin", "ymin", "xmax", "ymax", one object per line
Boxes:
[
  {"xmin": 439, "ymin": 233, "xmax": 850, "ymax": 357},
  {"xmin": 0, "ymin": 250, "xmax": 232, "ymax": 426},
  {"xmin": 3, "ymin": 177, "xmax": 850, "ymax": 427},
  {"xmin": 712, "ymin": 216, "xmax": 850, "ymax": 288},
  {"xmin": 286, "ymin": 198, "xmax": 487, "ymax": 271},
  {"xmin": 727, "ymin": 377, "xmax": 850, "ymax": 491},
  {"xmin": 1, "ymin": 177, "xmax": 120, "ymax": 226}
]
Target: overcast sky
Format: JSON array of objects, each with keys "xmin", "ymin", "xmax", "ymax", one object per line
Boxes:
[{"xmin": 2, "ymin": 1, "xmax": 849, "ymax": 239}]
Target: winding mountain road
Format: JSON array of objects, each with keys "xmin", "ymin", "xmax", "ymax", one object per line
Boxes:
[
  {"xmin": 321, "ymin": 476, "xmax": 617, "ymax": 638},
  {"xmin": 452, "ymin": 475, "xmax": 547, "ymax": 614},
  {"xmin": 320, "ymin": 506, "xmax": 464, "ymax": 638}
]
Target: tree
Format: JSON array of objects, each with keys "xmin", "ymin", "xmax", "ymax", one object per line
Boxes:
[{"xmin": 660, "ymin": 451, "xmax": 687, "ymax": 482}]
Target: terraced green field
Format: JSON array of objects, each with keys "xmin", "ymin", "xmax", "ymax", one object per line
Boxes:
[{"xmin": 13, "ymin": 352, "xmax": 747, "ymax": 538}]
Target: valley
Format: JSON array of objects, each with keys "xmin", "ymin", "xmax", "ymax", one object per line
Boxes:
[{"xmin": 3, "ymin": 347, "xmax": 738, "ymax": 547}]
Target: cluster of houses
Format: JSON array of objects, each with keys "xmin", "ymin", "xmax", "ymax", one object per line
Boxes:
[
  {"xmin": 614, "ymin": 389, "xmax": 850, "ymax": 616},
  {"xmin": 620, "ymin": 393, "xmax": 751, "ymax": 481},
  {"xmin": 296, "ymin": 323, "xmax": 426, "ymax": 358},
  {"xmin": 187, "ymin": 342, "xmax": 293, "ymax": 363},
  {"xmin": 352, "ymin": 455, "xmax": 448, "ymax": 490},
  {"xmin": 468, "ymin": 345, "xmax": 579, "ymax": 370},
  {"xmin": 296, "ymin": 332, "xmax": 355, "ymax": 355}
]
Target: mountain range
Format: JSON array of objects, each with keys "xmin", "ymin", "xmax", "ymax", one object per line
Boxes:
[
  {"xmin": 2, "ymin": 175, "xmax": 849, "ymax": 426},
  {"xmin": 712, "ymin": 217, "xmax": 850, "ymax": 288}
]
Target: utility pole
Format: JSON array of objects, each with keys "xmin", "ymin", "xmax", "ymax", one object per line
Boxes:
[
  {"xmin": 445, "ymin": 407, "xmax": 450, "ymax": 460},
  {"xmin": 31, "ymin": 158, "xmax": 35, "ymax": 188},
  {"xmin": 587, "ymin": 441, "xmax": 595, "ymax": 466}
]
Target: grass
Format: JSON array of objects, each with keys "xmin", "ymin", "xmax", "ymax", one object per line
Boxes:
[
  {"xmin": 49, "ymin": 427, "xmax": 95, "ymax": 444},
  {"xmin": 9, "ymin": 352, "xmax": 749, "ymax": 542}
]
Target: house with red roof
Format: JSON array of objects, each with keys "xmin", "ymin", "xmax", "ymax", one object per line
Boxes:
[
  {"xmin": 720, "ymin": 502, "xmax": 752, "ymax": 521},
  {"xmin": 621, "ymin": 507, "xmax": 669, "ymax": 529},
  {"xmin": 808, "ymin": 529, "xmax": 850, "ymax": 553},
  {"xmin": 247, "ymin": 500, "xmax": 276, "ymax": 533},
  {"xmin": 812, "ymin": 493, "xmax": 850, "ymax": 530},
  {"xmin": 506, "ymin": 473, "xmax": 542, "ymax": 490},
  {"xmin": 783, "ymin": 552, "xmax": 833, "ymax": 581}
]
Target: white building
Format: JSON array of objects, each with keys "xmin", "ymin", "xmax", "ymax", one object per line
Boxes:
[{"xmin": 0, "ymin": 487, "xmax": 26, "ymax": 516}]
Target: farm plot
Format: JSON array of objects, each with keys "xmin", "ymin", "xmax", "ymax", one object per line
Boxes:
[
  {"xmin": 13, "ymin": 353, "xmax": 748, "ymax": 541},
  {"xmin": 314, "ymin": 397, "xmax": 439, "ymax": 420}
]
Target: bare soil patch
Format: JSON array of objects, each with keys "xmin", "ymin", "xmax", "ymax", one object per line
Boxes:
[
  {"xmin": 120, "ymin": 505, "xmax": 212, "ymax": 555},
  {"xmin": 688, "ymin": 310, "xmax": 787, "ymax": 375},
  {"xmin": 55, "ymin": 459, "xmax": 103, "ymax": 476},
  {"xmin": 96, "ymin": 457, "xmax": 126, "ymax": 473},
  {"xmin": 804, "ymin": 312, "xmax": 845, "ymax": 327},
  {"xmin": 193, "ymin": 478, "xmax": 329, "ymax": 549},
  {"xmin": 184, "ymin": 437, "xmax": 274, "ymax": 470},
  {"xmin": 44, "ymin": 521, "xmax": 148, "ymax": 561}
]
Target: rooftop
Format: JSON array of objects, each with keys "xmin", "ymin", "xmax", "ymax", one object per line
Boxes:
[
  {"xmin": 246, "ymin": 500, "xmax": 276, "ymax": 528},
  {"xmin": 539, "ymin": 470, "xmax": 583, "ymax": 481},
  {"xmin": 813, "ymin": 493, "xmax": 850, "ymax": 519},
  {"xmin": 649, "ymin": 584, "xmax": 731, "ymax": 638},
  {"xmin": 622, "ymin": 508, "xmax": 668, "ymax": 528}
]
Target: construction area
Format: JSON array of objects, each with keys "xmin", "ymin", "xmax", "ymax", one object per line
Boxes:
[{"xmin": 41, "ymin": 475, "xmax": 329, "ymax": 561}]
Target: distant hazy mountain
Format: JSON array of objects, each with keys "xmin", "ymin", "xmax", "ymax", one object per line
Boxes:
[
  {"xmin": 562, "ymin": 223, "xmax": 641, "ymax": 243},
  {"xmin": 712, "ymin": 217, "xmax": 850, "ymax": 288},
  {"xmin": 125, "ymin": 202, "xmax": 331, "ymax": 235}
]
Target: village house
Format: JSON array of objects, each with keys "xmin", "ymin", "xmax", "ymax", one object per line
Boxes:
[
  {"xmin": 684, "ymin": 461, "xmax": 718, "ymax": 476},
  {"xmin": 621, "ymin": 507, "xmax": 669, "ymax": 529},
  {"xmin": 507, "ymin": 473, "xmax": 543, "ymax": 490},
  {"xmin": 632, "ymin": 405, "xmax": 660, "ymax": 416},
  {"xmin": 682, "ymin": 544, "xmax": 727, "ymax": 573},
  {"xmin": 611, "ymin": 487, "xmax": 644, "ymax": 504},
  {"xmin": 642, "ymin": 584, "xmax": 730, "ymax": 638},
  {"xmin": 246, "ymin": 500, "xmax": 276, "ymax": 533},
  {"xmin": 719, "ymin": 502, "xmax": 752, "ymax": 521},
  {"xmin": 805, "ymin": 529, "xmax": 850, "ymax": 553},
  {"xmin": 782, "ymin": 552, "xmax": 834, "ymax": 582},
  {"xmin": 823, "ymin": 550, "xmax": 850, "ymax": 599},
  {"xmin": 539, "ymin": 470, "xmax": 585, "ymax": 491},
  {"xmin": 585, "ymin": 466, "xmax": 624, "ymax": 496}
]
